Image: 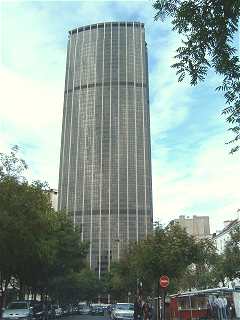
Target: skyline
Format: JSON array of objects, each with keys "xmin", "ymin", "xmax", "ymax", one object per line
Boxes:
[{"xmin": 1, "ymin": 0, "xmax": 239, "ymax": 233}]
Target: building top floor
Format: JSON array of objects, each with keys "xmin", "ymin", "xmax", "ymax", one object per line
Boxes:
[{"xmin": 69, "ymin": 21, "xmax": 145, "ymax": 35}]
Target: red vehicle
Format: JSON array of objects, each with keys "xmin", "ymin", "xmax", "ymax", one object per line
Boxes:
[{"xmin": 168, "ymin": 287, "xmax": 240, "ymax": 320}]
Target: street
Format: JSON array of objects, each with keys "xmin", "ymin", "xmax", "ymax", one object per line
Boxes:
[{"xmin": 61, "ymin": 315, "xmax": 107, "ymax": 320}]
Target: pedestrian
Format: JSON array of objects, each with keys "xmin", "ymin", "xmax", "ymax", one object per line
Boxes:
[
  {"xmin": 143, "ymin": 301, "xmax": 150, "ymax": 320},
  {"xmin": 134, "ymin": 297, "xmax": 143, "ymax": 320}
]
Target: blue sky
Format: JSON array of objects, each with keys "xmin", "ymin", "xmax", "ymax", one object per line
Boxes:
[{"xmin": 1, "ymin": 0, "xmax": 239, "ymax": 232}]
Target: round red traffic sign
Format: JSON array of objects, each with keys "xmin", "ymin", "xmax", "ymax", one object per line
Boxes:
[{"xmin": 159, "ymin": 275, "xmax": 169, "ymax": 288}]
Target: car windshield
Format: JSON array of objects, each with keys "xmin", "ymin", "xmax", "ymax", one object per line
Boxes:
[
  {"xmin": 7, "ymin": 303, "xmax": 28, "ymax": 310},
  {"xmin": 116, "ymin": 304, "xmax": 134, "ymax": 310}
]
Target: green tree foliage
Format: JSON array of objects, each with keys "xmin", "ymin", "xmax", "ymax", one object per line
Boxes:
[
  {"xmin": 77, "ymin": 268, "xmax": 102, "ymax": 301},
  {"xmin": 177, "ymin": 226, "xmax": 240, "ymax": 290},
  {"xmin": 153, "ymin": 0, "xmax": 240, "ymax": 152},
  {"xmin": 220, "ymin": 225, "xmax": 240, "ymax": 281},
  {"xmin": 49, "ymin": 268, "xmax": 102, "ymax": 304},
  {"xmin": 176, "ymin": 239, "xmax": 220, "ymax": 290},
  {"xmin": 0, "ymin": 147, "xmax": 88, "ymax": 306},
  {"xmin": 102, "ymin": 262, "xmax": 136, "ymax": 301},
  {"xmin": 106, "ymin": 223, "xmax": 202, "ymax": 297},
  {"xmin": 0, "ymin": 145, "xmax": 27, "ymax": 180}
]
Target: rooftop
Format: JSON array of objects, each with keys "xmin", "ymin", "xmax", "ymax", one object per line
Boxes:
[{"xmin": 69, "ymin": 21, "xmax": 144, "ymax": 34}]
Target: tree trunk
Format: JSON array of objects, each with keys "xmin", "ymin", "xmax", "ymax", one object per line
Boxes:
[
  {"xmin": 0, "ymin": 274, "xmax": 11, "ymax": 308},
  {"xmin": 19, "ymin": 280, "xmax": 24, "ymax": 300}
]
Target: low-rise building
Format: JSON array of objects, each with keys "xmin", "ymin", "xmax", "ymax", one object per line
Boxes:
[
  {"xmin": 213, "ymin": 219, "xmax": 240, "ymax": 254},
  {"xmin": 212, "ymin": 218, "xmax": 240, "ymax": 288},
  {"xmin": 44, "ymin": 188, "xmax": 58, "ymax": 211},
  {"xmin": 173, "ymin": 215, "xmax": 211, "ymax": 239}
]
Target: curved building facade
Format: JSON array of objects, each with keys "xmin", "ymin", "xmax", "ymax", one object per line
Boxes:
[{"xmin": 58, "ymin": 22, "xmax": 153, "ymax": 277}]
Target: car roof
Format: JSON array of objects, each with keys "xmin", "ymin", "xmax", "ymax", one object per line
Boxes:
[{"xmin": 9, "ymin": 301, "xmax": 29, "ymax": 305}]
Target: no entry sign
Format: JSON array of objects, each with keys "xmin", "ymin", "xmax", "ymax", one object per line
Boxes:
[{"xmin": 159, "ymin": 275, "xmax": 169, "ymax": 288}]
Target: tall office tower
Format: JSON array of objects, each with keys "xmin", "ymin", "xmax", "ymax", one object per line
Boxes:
[{"xmin": 58, "ymin": 22, "xmax": 153, "ymax": 277}]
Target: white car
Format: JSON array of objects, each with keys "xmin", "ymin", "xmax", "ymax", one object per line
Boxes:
[
  {"xmin": 79, "ymin": 306, "xmax": 91, "ymax": 315},
  {"xmin": 53, "ymin": 306, "xmax": 62, "ymax": 318},
  {"xmin": 112, "ymin": 303, "xmax": 134, "ymax": 320},
  {"xmin": 2, "ymin": 301, "xmax": 34, "ymax": 320}
]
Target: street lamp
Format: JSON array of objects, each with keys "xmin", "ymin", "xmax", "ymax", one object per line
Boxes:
[{"xmin": 128, "ymin": 292, "xmax": 131, "ymax": 303}]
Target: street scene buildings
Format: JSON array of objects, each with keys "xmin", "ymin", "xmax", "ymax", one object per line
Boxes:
[
  {"xmin": 172, "ymin": 215, "xmax": 211, "ymax": 239},
  {"xmin": 1, "ymin": 1, "xmax": 240, "ymax": 317},
  {"xmin": 58, "ymin": 22, "xmax": 153, "ymax": 276}
]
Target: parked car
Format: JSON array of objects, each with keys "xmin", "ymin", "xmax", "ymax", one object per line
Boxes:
[
  {"xmin": 1, "ymin": 301, "xmax": 34, "ymax": 320},
  {"xmin": 111, "ymin": 303, "xmax": 134, "ymax": 320},
  {"xmin": 91, "ymin": 304, "xmax": 105, "ymax": 316},
  {"xmin": 71, "ymin": 305, "xmax": 78, "ymax": 315},
  {"xmin": 106, "ymin": 304, "xmax": 116, "ymax": 317},
  {"xmin": 52, "ymin": 305, "xmax": 62, "ymax": 318},
  {"xmin": 78, "ymin": 305, "xmax": 91, "ymax": 315},
  {"xmin": 32, "ymin": 302, "xmax": 46, "ymax": 320},
  {"xmin": 61, "ymin": 305, "xmax": 71, "ymax": 317},
  {"xmin": 46, "ymin": 304, "xmax": 56, "ymax": 319}
]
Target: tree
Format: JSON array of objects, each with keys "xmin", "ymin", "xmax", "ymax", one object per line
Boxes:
[
  {"xmin": 207, "ymin": 226, "xmax": 240, "ymax": 287},
  {"xmin": 46, "ymin": 217, "xmax": 89, "ymax": 303},
  {"xmin": 108, "ymin": 223, "xmax": 202, "ymax": 297},
  {"xmin": 176, "ymin": 238, "xmax": 220, "ymax": 290},
  {"xmin": 177, "ymin": 226, "xmax": 240, "ymax": 290},
  {"xmin": 0, "ymin": 146, "xmax": 88, "ymax": 306},
  {"xmin": 102, "ymin": 262, "xmax": 136, "ymax": 301},
  {"xmin": 77, "ymin": 268, "xmax": 102, "ymax": 302},
  {"xmin": 0, "ymin": 147, "xmax": 57, "ymax": 302},
  {"xmin": 153, "ymin": 0, "xmax": 240, "ymax": 153},
  {"xmin": 221, "ymin": 225, "xmax": 240, "ymax": 281},
  {"xmin": 0, "ymin": 145, "xmax": 27, "ymax": 180}
]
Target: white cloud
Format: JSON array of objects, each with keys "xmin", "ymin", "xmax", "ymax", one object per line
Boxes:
[
  {"xmin": 148, "ymin": 27, "xmax": 193, "ymax": 138},
  {"xmin": 153, "ymin": 133, "xmax": 240, "ymax": 232},
  {"xmin": 0, "ymin": 65, "xmax": 62, "ymax": 187}
]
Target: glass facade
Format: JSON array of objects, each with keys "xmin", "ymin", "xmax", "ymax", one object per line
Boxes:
[{"xmin": 58, "ymin": 22, "xmax": 153, "ymax": 277}]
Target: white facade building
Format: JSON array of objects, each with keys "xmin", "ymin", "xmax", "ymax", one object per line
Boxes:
[
  {"xmin": 48, "ymin": 188, "xmax": 58, "ymax": 211},
  {"xmin": 213, "ymin": 219, "xmax": 240, "ymax": 254},
  {"xmin": 213, "ymin": 219, "xmax": 240, "ymax": 287}
]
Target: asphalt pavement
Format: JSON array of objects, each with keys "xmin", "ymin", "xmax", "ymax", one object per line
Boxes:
[{"xmin": 61, "ymin": 315, "xmax": 107, "ymax": 320}]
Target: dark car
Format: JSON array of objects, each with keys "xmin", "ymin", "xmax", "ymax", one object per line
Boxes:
[
  {"xmin": 91, "ymin": 305, "xmax": 104, "ymax": 316},
  {"xmin": 47, "ymin": 305, "xmax": 56, "ymax": 319},
  {"xmin": 32, "ymin": 302, "xmax": 46, "ymax": 320},
  {"xmin": 61, "ymin": 306, "xmax": 70, "ymax": 317}
]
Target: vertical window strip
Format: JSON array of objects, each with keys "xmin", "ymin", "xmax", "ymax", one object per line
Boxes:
[
  {"xmin": 81, "ymin": 28, "xmax": 92, "ymax": 242},
  {"xmin": 117, "ymin": 23, "xmax": 120, "ymax": 261},
  {"xmin": 133, "ymin": 22, "xmax": 139, "ymax": 243},
  {"xmin": 66, "ymin": 31, "xmax": 79, "ymax": 213},
  {"xmin": 59, "ymin": 35, "xmax": 72, "ymax": 211},
  {"xmin": 99, "ymin": 23, "xmax": 106, "ymax": 279},
  {"xmin": 73, "ymin": 30, "xmax": 85, "ymax": 230},
  {"xmin": 90, "ymin": 25, "xmax": 99, "ymax": 269},
  {"xmin": 140, "ymin": 29, "xmax": 148, "ymax": 239},
  {"xmin": 108, "ymin": 22, "xmax": 112, "ymax": 272},
  {"xmin": 126, "ymin": 22, "xmax": 129, "ymax": 244}
]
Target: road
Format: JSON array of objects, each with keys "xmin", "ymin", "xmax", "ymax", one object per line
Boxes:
[{"xmin": 61, "ymin": 315, "xmax": 107, "ymax": 320}]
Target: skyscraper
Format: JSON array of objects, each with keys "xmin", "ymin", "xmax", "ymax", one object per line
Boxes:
[{"xmin": 58, "ymin": 22, "xmax": 153, "ymax": 277}]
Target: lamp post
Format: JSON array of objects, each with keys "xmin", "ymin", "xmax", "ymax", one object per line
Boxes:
[{"xmin": 128, "ymin": 291, "xmax": 131, "ymax": 303}]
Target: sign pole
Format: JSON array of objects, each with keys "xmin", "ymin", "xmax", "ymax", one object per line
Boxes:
[
  {"xmin": 159, "ymin": 276, "xmax": 170, "ymax": 320},
  {"xmin": 157, "ymin": 280, "xmax": 160, "ymax": 320},
  {"xmin": 163, "ymin": 289, "xmax": 166, "ymax": 320}
]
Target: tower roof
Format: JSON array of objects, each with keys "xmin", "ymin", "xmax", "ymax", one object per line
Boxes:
[{"xmin": 69, "ymin": 21, "xmax": 144, "ymax": 35}]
